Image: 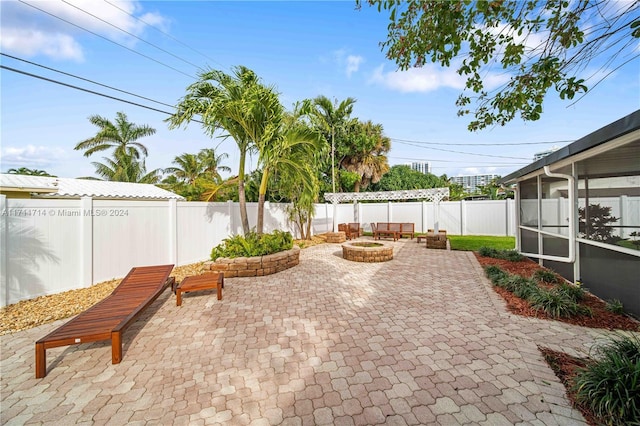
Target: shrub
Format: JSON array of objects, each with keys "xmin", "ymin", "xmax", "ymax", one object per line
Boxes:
[
  {"xmin": 484, "ymin": 265, "xmax": 508, "ymax": 284},
  {"xmin": 210, "ymin": 230, "xmax": 293, "ymax": 260},
  {"xmin": 478, "ymin": 246, "xmax": 524, "ymax": 261},
  {"xmin": 606, "ymin": 299, "xmax": 625, "ymax": 314},
  {"xmin": 528, "ymin": 288, "xmax": 586, "ymax": 318},
  {"xmin": 556, "ymin": 282, "xmax": 586, "ymax": 302},
  {"xmin": 533, "ymin": 269, "xmax": 560, "ymax": 284},
  {"xmin": 572, "ymin": 334, "xmax": 640, "ymax": 425},
  {"xmin": 513, "ymin": 280, "xmax": 540, "ymax": 300}
]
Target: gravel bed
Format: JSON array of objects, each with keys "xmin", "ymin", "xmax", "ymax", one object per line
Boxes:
[{"xmin": 0, "ymin": 262, "xmax": 206, "ymax": 335}]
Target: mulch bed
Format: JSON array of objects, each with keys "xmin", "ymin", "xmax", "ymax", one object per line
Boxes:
[
  {"xmin": 474, "ymin": 253, "xmax": 640, "ymax": 331},
  {"xmin": 475, "ymin": 252, "xmax": 639, "ymax": 426},
  {"xmin": 539, "ymin": 348, "xmax": 600, "ymax": 426}
]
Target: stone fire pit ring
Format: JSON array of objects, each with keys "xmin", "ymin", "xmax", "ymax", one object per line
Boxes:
[{"xmin": 342, "ymin": 241, "xmax": 393, "ymax": 263}]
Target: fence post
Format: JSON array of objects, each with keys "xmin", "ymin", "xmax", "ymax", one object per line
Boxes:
[
  {"xmin": 460, "ymin": 200, "xmax": 466, "ymax": 235},
  {"xmin": 80, "ymin": 196, "xmax": 93, "ymax": 288},
  {"xmin": 168, "ymin": 199, "xmax": 178, "ymax": 265},
  {"xmin": 0, "ymin": 195, "xmax": 7, "ymax": 307},
  {"xmin": 422, "ymin": 200, "xmax": 427, "ymax": 233},
  {"xmin": 227, "ymin": 200, "xmax": 234, "ymax": 236},
  {"xmin": 388, "ymin": 201, "xmax": 393, "ymax": 222}
]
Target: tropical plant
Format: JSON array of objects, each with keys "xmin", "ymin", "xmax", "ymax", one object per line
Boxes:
[
  {"xmin": 255, "ymin": 103, "xmax": 325, "ymax": 235},
  {"xmin": 165, "ymin": 153, "xmax": 203, "ymax": 185},
  {"xmin": 90, "ymin": 148, "xmax": 161, "ymax": 183},
  {"xmin": 572, "ymin": 334, "xmax": 640, "ymax": 425},
  {"xmin": 478, "ymin": 247, "xmax": 524, "ymax": 261},
  {"xmin": 168, "ymin": 66, "xmax": 264, "ymax": 235},
  {"xmin": 6, "ymin": 167, "xmax": 56, "ymax": 177},
  {"xmin": 74, "ymin": 111, "xmax": 155, "ymax": 159},
  {"xmin": 210, "ymin": 230, "xmax": 293, "ymax": 260},
  {"xmin": 198, "ymin": 148, "xmax": 231, "ymax": 180},
  {"xmin": 359, "ymin": 1, "xmax": 640, "ymax": 130},
  {"xmin": 311, "ymin": 95, "xmax": 357, "ymax": 195},
  {"xmin": 532, "ymin": 269, "xmax": 560, "ymax": 284},
  {"xmin": 339, "ymin": 119, "xmax": 391, "ymax": 192}
]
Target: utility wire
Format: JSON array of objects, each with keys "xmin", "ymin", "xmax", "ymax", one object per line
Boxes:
[
  {"xmin": 103, "ymin": 0, "xmax": 228, "ymax": 71},
  {"xmin": 389, "ymin": 156, "xmax": 529, "ymax": 165},
  {"xmin": 1, "ymin": 65, "xmax": 203, "ymax": 124},
  {"xmin": 392, "ymin": 140, "xmax": 532, "ymax": 160},
  {"xmin": 392, "ymin": 138, "xmax": 573, "ymax": 146},
  {"xmin": 18, "ymin": 0, "xmax": 196, "ymax": 80},
  {"xmin": 61, "ymin": 0, "xmax": 203, "ymax": 71},
  {"xmin": 1, "ymin": 53, "xmax": 177, "ymax": 110}
]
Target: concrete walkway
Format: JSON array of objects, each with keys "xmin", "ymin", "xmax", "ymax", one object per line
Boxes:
[{"xmin": 0, "ymin": 239, "xmax": 623, "ymax": 425}]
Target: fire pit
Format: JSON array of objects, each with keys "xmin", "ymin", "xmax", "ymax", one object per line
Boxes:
[{"xmin": 342, "ymin": 241, "xmax": 393, "ymax": 262}]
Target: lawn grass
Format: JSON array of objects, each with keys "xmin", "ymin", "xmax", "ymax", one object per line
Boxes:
[{"xmin": 448, "ymin": 235, "xmax": 516, "ymax": 251}]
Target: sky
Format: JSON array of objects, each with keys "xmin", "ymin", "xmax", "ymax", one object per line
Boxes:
[{"xmin": 1, "ymin": 0, "xmax": 639, "ymax": 181}]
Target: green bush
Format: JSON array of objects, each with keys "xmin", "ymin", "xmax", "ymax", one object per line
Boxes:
[
  {"xmin": 533, "ymin": 269, "xmax": 560, "ymax": 284},
  {"xmin": 513, "ymin": 280, "xmax": 541, "ymax": 300},
  {"xmin": 606, "ymin": 299, "xmax": 625, "ymax": 314},
  {"xmin": 210, "ymin": 230, "xmax": 293, "ymax": 260},
  {"xmin": 478, "ymin": 246, "xmax": 525, "ymax": 261},
  {"xmin": 556, "ymin": 282, "xmax": 586, "ymax": 302},
  {"xmin": 528, "ymin": 287, "xmax": 588, "ymax": 318},
  {"xmin": 484, "ymin": 265, "xmax": 508, "ymax": 284},
  {"xmin": 572, "ymin": 334, "xmax": 640, "ymax": 425}
]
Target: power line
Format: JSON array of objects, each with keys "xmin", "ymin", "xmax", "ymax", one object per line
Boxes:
[
  {"xmin": 18, "ymin": 0, "xmax": 196, "ymax": 80},
  {"xmin": 1, "ymin": 65, "xmax": 203, "ymax": 124},
  {"xmin": 103, "ymin": 0, "xmax": 228, "ymax": 71},
  {"xmin": 61, "ymin": 0, "xmax": 203, "ymax": 71},
  {"xmin": 392, "ymin": 138, "xmax": 573, "ymax": 146},
  {"xmin": 1, "ymin": 53, "xmax": 176, "ymax": 110},
  {"xmin": 389, "ymin": 156, "xmax": 528, "ymax": 165},
  {"xmin": 391, "ymin": 141, "xmax": 532, "ymax": 160}
]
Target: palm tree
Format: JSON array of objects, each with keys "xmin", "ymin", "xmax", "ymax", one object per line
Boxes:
[
  {"xmin": 91, "ymin": 148, "xmax": 161, "ymax": 183},
  {"xmin": 165, "ymin": 153, "xmax": 202, "ymax": 185},
  {"xmin": 255, "ymin": 103, "xmax": 324, "ymax": 235},
  {"xmin": 198, "ymin": 148, "xmax": 231, "ymax": 180},
  {"xmin": 74, "ymin": 112, "xmax": 156, "ymax": 159},
  {"xmin": 311, "ymin": 96, "xmax": 357, "ymax": 195},
  {"xmin": 6, "ymin": 167, "xmax": 55, "ymax": 177},
  {"xmin": 168, "ymin": 66, "xmax": 264, "ymax": 235},
  {"xmin": 340, "ymin": 120, "xmax": 390, "ymax": 192}
]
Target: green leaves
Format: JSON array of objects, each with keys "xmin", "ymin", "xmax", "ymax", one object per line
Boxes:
[{"xmin": 361, "ymin": 0, "xmax": 639, "ymax": 130}]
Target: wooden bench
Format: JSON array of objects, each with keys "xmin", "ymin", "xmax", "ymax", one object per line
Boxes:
[
  {"xmin": 35, "ymin": 264, "xmax": 174, "ymax": 378},
  {"xmin": 372, "ymin": 222, "xmax": 415, "ymax": 241},
  {"xmin": 175, "ymin": 273, "xmax": 224, "ymax": 306},
  {"xmin": 399, "ymin": 223, "xmax": 415, "ymax": 239}
]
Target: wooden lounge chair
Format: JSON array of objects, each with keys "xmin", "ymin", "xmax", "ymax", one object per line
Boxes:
[{"xmin": 35, "ymin": 264, "xmax": 175, "ymax": 378}]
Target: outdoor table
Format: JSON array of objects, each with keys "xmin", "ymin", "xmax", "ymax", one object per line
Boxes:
[{"xmin": 175, "ymin": 273, "xmax": 224, "ymax": 306}]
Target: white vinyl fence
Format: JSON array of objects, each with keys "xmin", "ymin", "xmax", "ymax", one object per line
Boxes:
[{"xmin": 1, "ymin": 196, "xmax": 515, "ymax": 306}]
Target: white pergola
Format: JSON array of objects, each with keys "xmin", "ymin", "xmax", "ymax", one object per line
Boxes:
[{"xmin": 324, "ymin": 187, "xmax": 450, "ymax": 232}]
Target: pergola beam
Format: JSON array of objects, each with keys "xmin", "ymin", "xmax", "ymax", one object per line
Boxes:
[{"xmin": 324, "ymin": 188, "xmax": 449, "ymax": 203}]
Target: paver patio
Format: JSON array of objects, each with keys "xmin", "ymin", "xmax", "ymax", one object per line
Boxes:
[{"xmin": 0, "ymin": 239, "xmax": 623, "ymax": 425}]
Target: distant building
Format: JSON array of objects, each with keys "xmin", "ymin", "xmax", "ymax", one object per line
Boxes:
[
  {"xmin": 450, "ymin": 174, "xmax": 498, "ymax": 193},
  {"xmin": 406, "ymin": 161, "xmax": 432, "ymax": 174},
  {"xmin": 533, "ymin": 146, "xmax": 560, "ymax": 161}
]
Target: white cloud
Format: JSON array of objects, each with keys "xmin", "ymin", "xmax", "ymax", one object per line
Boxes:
[
  {"xmin": 1, "ymin": 145, "xmax": 66, "ymax": 169},
  {"xmin": 1, "ymin": 28, "xmax": 84, "ymax": 61},
  {"xmin": 369, "ymin": 64, "xmax": 467, "ymax": 93},
  {"xmin": 331, "ymin": 49, "xmax": 365, "ymax": 77},
  {"xmin": 0, "ymin": 0, "xmax": 167, "ymax": 60},
  {"xmin": 346, "ymin": 55, "xmax": 364, "ymax": 78}
]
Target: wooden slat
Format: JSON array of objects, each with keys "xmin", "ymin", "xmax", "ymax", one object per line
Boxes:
[{"xmin": 35, "ymin": 264, "xmax": 174, "ymax": 378}]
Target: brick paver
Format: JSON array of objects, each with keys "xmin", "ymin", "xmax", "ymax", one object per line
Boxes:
[{"xmin": 1, "ymin": 239, "xmax": 629, "ymax": 425}]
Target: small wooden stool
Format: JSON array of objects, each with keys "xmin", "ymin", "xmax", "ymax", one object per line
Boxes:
[{"xmin": 175, "ymin": 273, "xmax": 224, "ymax": 306}]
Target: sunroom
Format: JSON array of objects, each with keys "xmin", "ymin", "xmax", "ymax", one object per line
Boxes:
[{"xmin": 500, "ymin": 110, "xmax": 640, "ymax": 317}]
